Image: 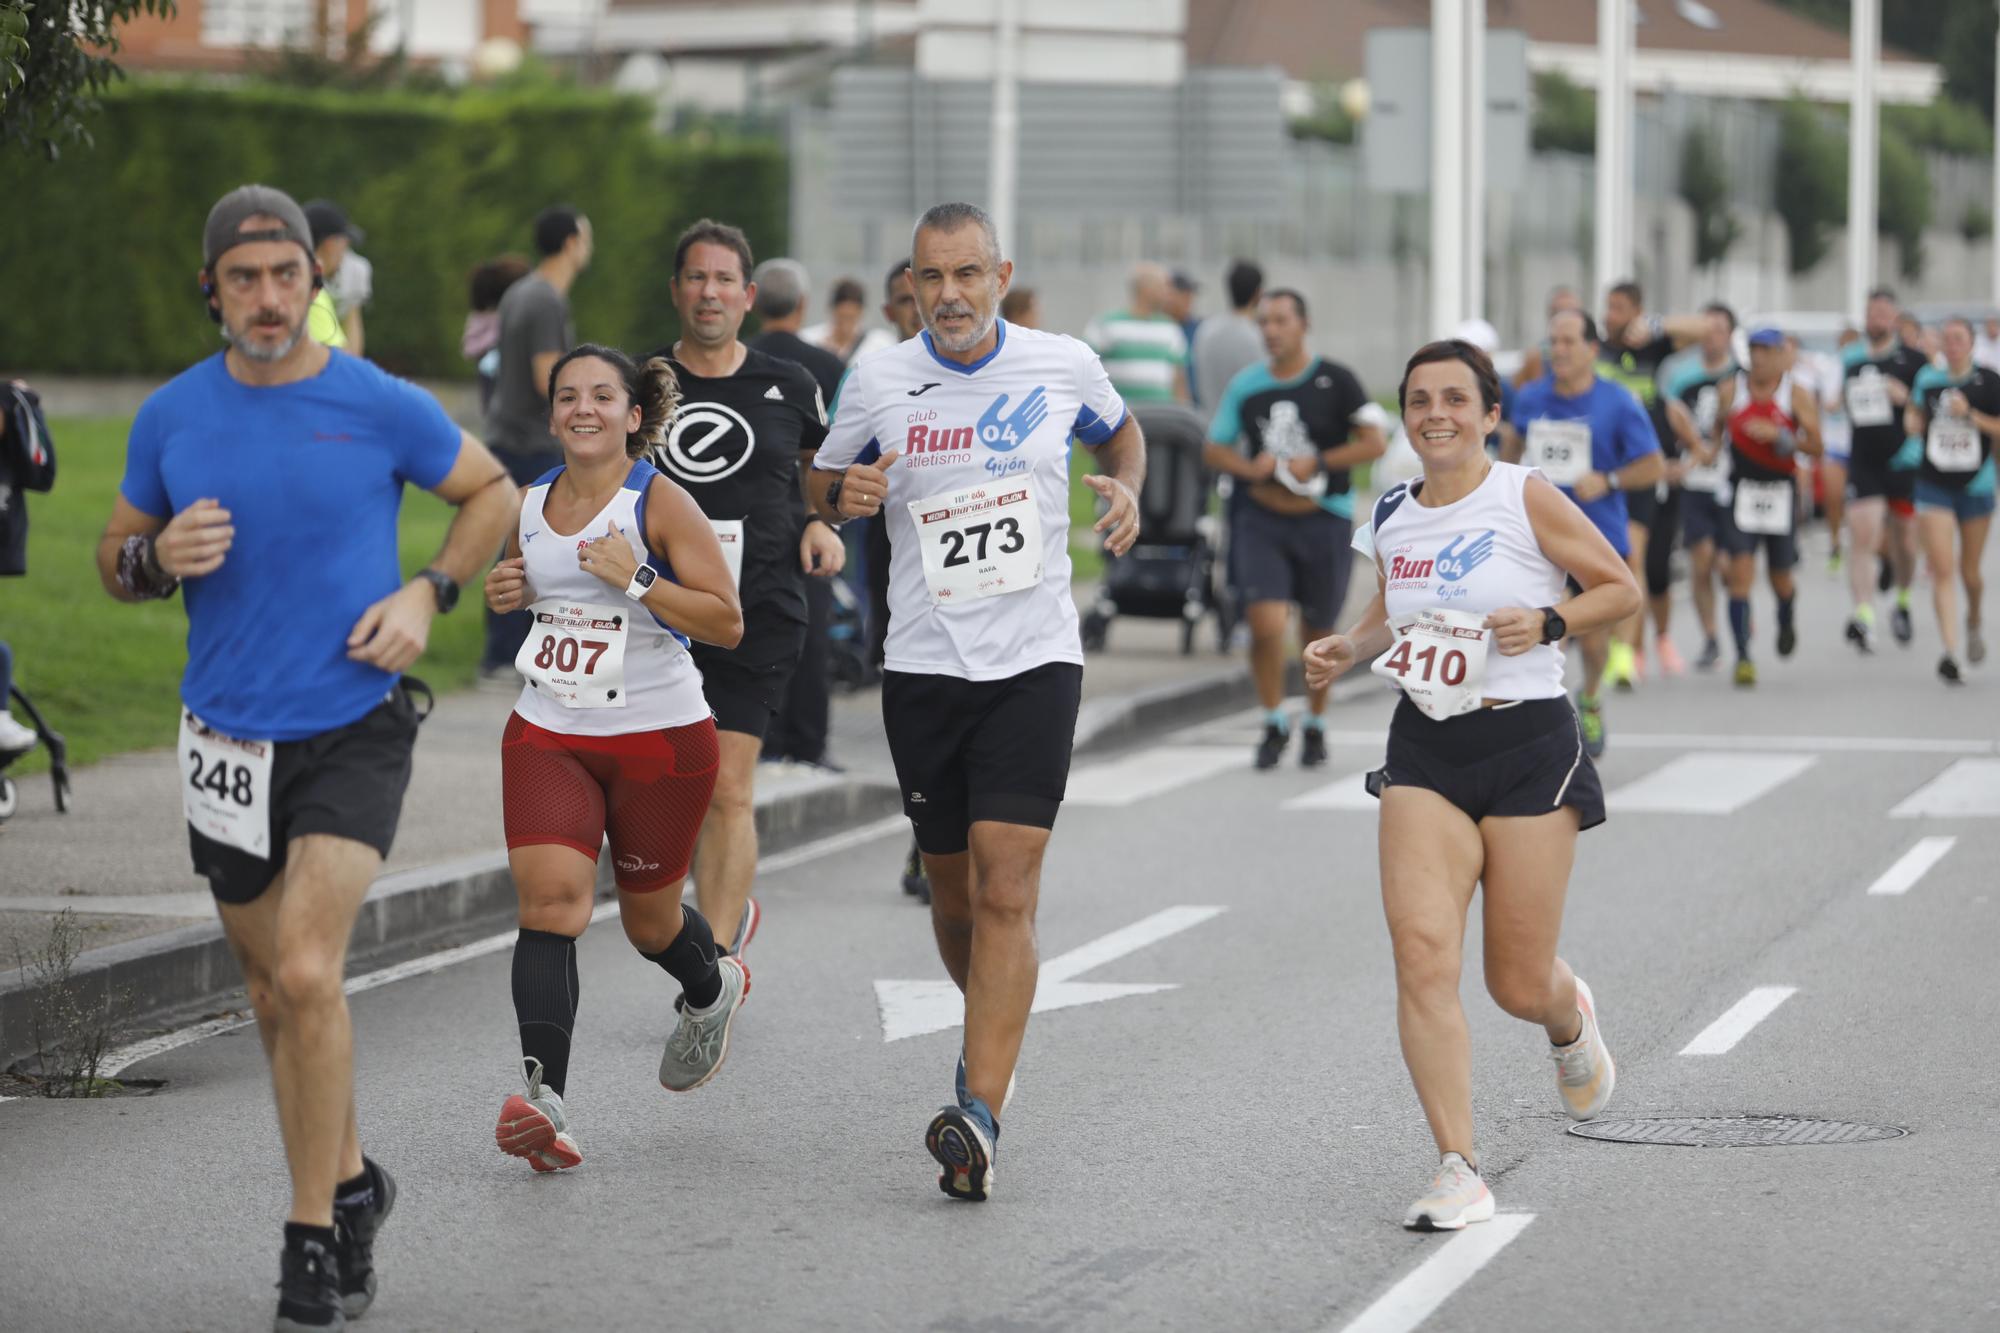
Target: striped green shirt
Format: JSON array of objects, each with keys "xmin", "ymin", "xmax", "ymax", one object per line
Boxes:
[{"xmin": 1084, "ymin": 309, "xmax": 1186, "ymax": 402}]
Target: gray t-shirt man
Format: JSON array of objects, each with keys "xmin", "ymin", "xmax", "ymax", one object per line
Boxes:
[
  {"xmin": 485, "ymin": 273, "xmax": 572, "ymax": 460},
  {"xmin": 1193, "ymin": 313, "xmax": 1264, "ymax": 417}
]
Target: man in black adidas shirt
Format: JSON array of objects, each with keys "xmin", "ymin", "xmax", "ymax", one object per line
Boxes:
[{"xmin": 649, "ymin": 219, "xmax": 835, "ymax": 958}]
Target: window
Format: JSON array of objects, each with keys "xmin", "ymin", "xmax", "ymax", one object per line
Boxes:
[{"xmin": 201, "ymin": 0, "xmax": 316, "ymax": 49}]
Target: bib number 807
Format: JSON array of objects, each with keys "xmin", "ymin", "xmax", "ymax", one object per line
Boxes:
[
  {"xmin": 533, "ymin": 636, "xmax": 611, "ymax": 675},
  {"xmin": 940, "ymin": 517, "xmax": 1025, "ymax": 568},
  {"xmin": 1381, "ymin": 638, "xmax": 1470, "ymax": 687},
  {"xmin": 188, "ymin": 751, "xmax": 255, "ymax": 807}
]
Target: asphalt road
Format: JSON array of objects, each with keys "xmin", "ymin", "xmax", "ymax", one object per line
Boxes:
[{"xmin": 4, "ymin": 554, "xmax": 1998, "ymax": 1332}]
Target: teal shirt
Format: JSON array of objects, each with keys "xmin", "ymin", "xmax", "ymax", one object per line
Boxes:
[{"xmin": 1208, "ymin": 358, "xmax": 1372, "ymax": 520}]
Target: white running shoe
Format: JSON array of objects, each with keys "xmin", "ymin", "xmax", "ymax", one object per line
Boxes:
[
  {"xmin": 1551, "ymin": 977, "xmax": 1616, "ymax": 1122},
  {"xmin": 1403, "ymin": 1153, "xmax": 1494, "ymax": 1231},
  {"xmin": 495, "ymin": 1059, "xmax": 582, "ymax": 1172},
  {"xmin": 0, "ymin": 712, "xmax": 37, "ymax": 755}
]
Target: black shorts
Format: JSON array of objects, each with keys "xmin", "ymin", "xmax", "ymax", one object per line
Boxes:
[
  {"xmin": 1367, "ymin": 695, "xmax": 1605, "ymax": 830},
  {"xmin": 1715, "ymin": 492, "xmax": 1799, "ymax": 571},
  {"xmin": 881, "ymin": 662, "xmax": 1083, "ymax": 855},
  {"xmin": 1681, "ymin": 489, "xmax": 1724, "ymax": 547},
  {"xmin": 692, "ymin": 616, "xmax": 806, "ymax": 738},
  {"xmin": 189, "ymin": 681, "xmax": 427, "ymax": 905},
  {"xmin": 1849, "ymin": 441, "xmax": 1916, "ymax": 504},
  {"xmin": 1624, "ymin": 485, "xmax": 1660, "ymax": 528},
  {"xmin": 1235, "ymin": 502, "xmax": 1353, "ymax": 628}
]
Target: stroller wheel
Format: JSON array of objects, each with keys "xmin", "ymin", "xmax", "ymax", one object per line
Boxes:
[
  {"xmin": 0, "ymin": 776, "xmax": 16, "ymax": 821},
  {"xmin": 53, "ymin": 773, "xmax": 71, "ymax": 814}
]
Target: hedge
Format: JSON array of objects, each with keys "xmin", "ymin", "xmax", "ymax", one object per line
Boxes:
[{"xmin": 0, "ymin": 81, "xmax": 788, "ymax": 378}]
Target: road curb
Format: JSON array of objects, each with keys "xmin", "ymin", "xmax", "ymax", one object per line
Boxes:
[{"xmin": 0, "ymin": 776, "xmax": 902, "ymax": 1072}]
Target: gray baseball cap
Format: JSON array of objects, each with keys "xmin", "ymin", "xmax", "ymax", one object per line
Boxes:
[{"xmin": 203, "ymin": 185, "xmax": 314, "ymax": 269}]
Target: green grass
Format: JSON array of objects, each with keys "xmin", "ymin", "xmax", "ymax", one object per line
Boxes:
[{"xmin": 1, "ymin": 417, "xmax": 484, "ymax": 773}]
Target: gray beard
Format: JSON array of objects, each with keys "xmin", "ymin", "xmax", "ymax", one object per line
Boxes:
[
  {"xmin": 223, "ymin": 318, "xmax": 306, "ymax": 362},
  {"xmin": 926, "ymin": 309, "xmax": 994, "ymax": 355}
]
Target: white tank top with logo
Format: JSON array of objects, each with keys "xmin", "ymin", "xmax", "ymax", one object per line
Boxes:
[
  {"xmin": 512, "ymin": 458, "xmax": 712, "ymax": 736},
  {"xmin": 1369, "ymin": 461, "xmax": 1568, "ymax": 704}
]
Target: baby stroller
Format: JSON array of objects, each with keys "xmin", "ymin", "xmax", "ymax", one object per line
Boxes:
[
  {"xmin": 0, "ymin": 686, "xmax": 71, "ymax": 823},
  {"xmin": 1080, "ymin": 401, "xmax": 1225, "ymax": 655}
]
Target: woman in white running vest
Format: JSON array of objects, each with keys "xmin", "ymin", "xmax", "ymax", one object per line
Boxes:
[
  {"xmin": 483, "ymin": 344, "xmax": 748, "ymax": 1174},
  {"xmin": 1303, "ymin": 340, "xmax": 1641, "ymax": 1232}
]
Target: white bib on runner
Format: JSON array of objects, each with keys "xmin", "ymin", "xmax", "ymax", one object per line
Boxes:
[
  {"xmin": 1370, "ymin": 607, "xmax": 1491, "ymax": 722},
  {"xmin": 1927, "ymin": 417, "xmax": 1981, "ymax": 472},
  {"xmin": 179, "ymin": 709, "xmax": 274, "ymax": 858},
  {"xmin": 1845, "ymin": 375, "xmax": 1893, "ymax": 428},
  {"xmin": 1685, "ymin": 455, "xmax": 1727, "ymax": 494},
  {"xmin": 708, "ymin": 518, "xmax": 745, "ymax": 587},
  {"xmin": 906, "ymin": 482, "xmax": 1043, "ymax": 605},
  {"xmin": 1524, "ymin": 418, "xmax": 1592, "ymax": 487},
  {"xmin": 516, "ymin": 599, "xmax": 631, "ymax": 709},
  {"xmin": 1732, "ymin": 479, "xmax": 1793, "ymax": 535}
]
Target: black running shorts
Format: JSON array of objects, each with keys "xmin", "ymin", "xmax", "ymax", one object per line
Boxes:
[
  {"xmin": 881, "ymin": 662, "xmax": 1084, "ymax": 855},
  {"xmin": 1234, "ymin": 501, "xmax": 1353, "ymax": 628},
  {"xmin": 189, "ymin": 681, "xmax": 427, "ymax": 905},
  {"xmin": 1368, "ymin": 695, "xmax": 1605, "ymax": 830},
  {"xmin": 691, "ymin": 616, "xmax": 807, "ymax": 739}
]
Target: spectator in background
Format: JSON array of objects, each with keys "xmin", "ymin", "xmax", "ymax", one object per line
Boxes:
[
  {"xmin": 1193, "ymin": 259, "xmax": 1264, "ymax": 411},
  {"xmin": 1166, "ymin": 270, "xmax": 1201, "ymax": 402},
  {"xmin": 804, "ymin": 276, "xmax": 882, "ymax": 364},
  {"xmin": 304, "ymin": 200, "xmax": 371, "ymax": 356},
  {"xmin": 1976, "ymin": 316, "xmax": 2000, "ymax": 374},
  {"xmin": 1899, "ymin": 311, "xmax": 1939, "ymax": 367},
  {"xmin": 1512, "ymin": 285, "xmax": 1584, "ymax": 387},
  {"xmin": 463, "ymin": 255, "xmax": 531, "ymax": 415},
  {"xmin": 1000, "ymin": 285, "xmax": 1040, "ymax": 329},
  {"xmin": 0, "ymin": 378, "xmax": 54, "ymax": 756},
  {"xmin": 749, "ymin": 257, "xmax": 847, "ymax": 771},
  {"xmin": 479, "ymin": 205, "xmax": 593, "ymax": 685},
  {"xmin": 1086, "ymin": 262, "xmax": 1189, "ymax": 403}
]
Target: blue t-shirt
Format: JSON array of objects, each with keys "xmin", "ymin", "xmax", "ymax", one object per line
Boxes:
[
  {"xmin": 1510, "ymin": 375, "xmax": 1659, "ymax": 556},
  {"xmin": 121, "ymin": 351, "xmax": 463, "ymax": 740}
]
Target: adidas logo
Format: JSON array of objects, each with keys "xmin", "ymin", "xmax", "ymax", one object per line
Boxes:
[{"xmin": 764, "ymin": 384, "xmax": 784, "ymax": 401}]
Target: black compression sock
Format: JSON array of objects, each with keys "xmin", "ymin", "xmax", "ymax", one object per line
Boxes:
[
  {"xmin": 511, "ymin": 928, "xmax": 580, "ymax": 1096},
  {"xmin": 284, "ymin": 1222, "xmax": 338, "ymax": 1252},
  {"xmin": 334, "ymin": 1165, "xmax": 374, "ymax": 1212},
  {"xmin": 643, "ymin": 904, "xmax": 722, "ymax": 1010}
]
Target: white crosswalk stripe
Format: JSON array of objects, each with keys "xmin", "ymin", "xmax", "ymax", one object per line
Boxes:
[
  {"xmin": 1889, "ymin": 759, "xmax": 2000, "ymax": 818},
  {"xmin": 1065, "ymin": 745, "xmax": 1250, "ymax": 806},
  {"xmin": 1282, "ymin": 769, "xmax": 1378, "ymax": 811},
  {"xmin": 1604, "ymin": 751, "xmax": 1819, "ymax": 815}
]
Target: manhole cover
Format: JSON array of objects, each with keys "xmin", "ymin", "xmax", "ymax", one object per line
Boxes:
[{"xmin": 1568, "ymin": 1116, "xmax": 1909, "ymax": 1147}]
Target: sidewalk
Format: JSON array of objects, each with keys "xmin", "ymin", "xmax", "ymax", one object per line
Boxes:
[{"xmin": 0, "ymin": 584, "xmax": 1278, "ymax": 1064}]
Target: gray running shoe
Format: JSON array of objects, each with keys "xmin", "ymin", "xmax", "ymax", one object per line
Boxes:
[
  {"xmin": 1402, "ymin": 1153, "xmax": 1494, "ymax": 1232},
  {"xmin": 495, "ymin": 1059, "xmax": 582, "ymax": 1172},
  {"xmin": 1968, "ymin": 623, "xmax": 1987, "ymax": 666},
  {"xmin": 1550, "ymin": 976, "xmax": 1616, "ymax": 1121},
  {"xmin": 660, "ymin": 956, "xmax": 750, "ymax": 1092}
]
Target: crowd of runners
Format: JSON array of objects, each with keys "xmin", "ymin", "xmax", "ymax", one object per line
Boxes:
[{"xmin": 82, "ymin": 180, "xmax": 1994, "ymax": 1328}]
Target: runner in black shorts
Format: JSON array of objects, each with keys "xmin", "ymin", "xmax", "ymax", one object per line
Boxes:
[
  {"xmin": 98, "ymin": 185, "xmax": 516, "ymax": 1330},
  {"xmin": 648, "ymin": 219, "xmax": 835, "ymax": 962},
  {"xmin": 1840, "ymin": 288, "xmax": 1929, "ymax": 651},
  {"xmin": 1204, "ymin": 290, "xmax": 1383, "ymax": 770},
  {"xmin": 1663, "ymin": 303, "xmax": 1738, "ymax": 670}
]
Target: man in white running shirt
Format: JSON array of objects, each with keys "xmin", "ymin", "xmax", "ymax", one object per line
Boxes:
[{"xmin": 809, "ymin": 202, "xmax": 1145, "ymax": 1203}]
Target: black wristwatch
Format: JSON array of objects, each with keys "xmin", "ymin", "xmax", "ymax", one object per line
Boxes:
[
  {"xmin": 417, "ymin": 568, "xmax": 459, "ymax": 614},
  {"xmin": 822, "ymin": 476, "xmax": 849, "ymax": 525},
  {"xmin": 1538, "ymin": 606, "xmax": 1567, "ymax": 644}
]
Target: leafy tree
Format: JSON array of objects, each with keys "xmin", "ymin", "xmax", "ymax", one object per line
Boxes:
[
  {"xmin": 1939, "ymin": 1, "xmax": 1997, "ymax": 121},
  {"xmin": 1679, "ymin": 126, "xmax": 1741, "ymax": 268},
  {"xmin": 1876, "ymin": 124, "xmax": 1931, "ymax": 279},
  {"xmin": 1774, "ymin": 98, "xmax": 1846, "ymax": 274},
  {"xmin": 1, "ymin": 1, "xmax": 178, "ymax": 160},
  {"xmin": 1532, "ymin": 70, "xmax": 1593, "ymax": 154}
]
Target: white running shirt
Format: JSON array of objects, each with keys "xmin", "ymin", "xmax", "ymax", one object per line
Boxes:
[{"xmin": 815, "ymin": 321, "xmax": 1129, "ymax": 680}]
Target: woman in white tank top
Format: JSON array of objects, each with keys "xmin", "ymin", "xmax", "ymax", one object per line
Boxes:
[
  {"xmin": 1302, "ymin": 340, "xmax": 1641, "ymax": 1232},
  {"xmin": 481, "ymin": 344, "xmax": 749, "ymax": 1173}
]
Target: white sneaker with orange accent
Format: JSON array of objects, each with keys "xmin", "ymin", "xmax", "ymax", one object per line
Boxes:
[
  {"xmin": 1403, "ymin": 1153, "xmax": 1494, "ymax": 1231},
  {"xmin": 1551, "ymin": 976, "xmax": 1616, "ymax": 1121},
  {"xmin": 495, "ymin": 1059, "xmax": 583, "ymax": 1172}
]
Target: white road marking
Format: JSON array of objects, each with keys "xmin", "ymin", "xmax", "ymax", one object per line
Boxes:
[
  {"xmin": 1334, "ymin": 1213, "xmax": 1536, "ymax": 1333},
  {"xmin": 874, "ymin": 905, "xmax": 1226, "ymax": 1042},
  {"xmin": 12, "ymin": 816, "xmax": 912, "ymax": 1093},
  {"xmin": 1605, "ymin": 752, "xmax": 1818, "ymax": 815},
  {"xmin": 1181, "ymin": 722, "xmax": 1998, "ymax": 757},
  {"xmin": 1865, "ymin": 836, "xmax": 1958, "ymax": 896},
  {"xmin": 1065, "ymin": 745, "xmax": 1251, "ymax": 806},
  {"xmin": 1282, "ymin": 768, "xmax": 1378, "ymax": 811},
  {"xmin": 1890, "ymin": 759, "xmax": 2000, "ymax": 818},
  {"xmin": 1679, "ymin": 986, "xmax": 1798, "ymax": 1055}
]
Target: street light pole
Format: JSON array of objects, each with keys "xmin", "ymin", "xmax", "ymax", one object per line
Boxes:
[
  {"xmin": 1431, "ymin": 0, "xmax": 1467, "ymax": 336},
  {"xmin": 1594, "ymin": 0, "xmax": 1633, "ymax": 307},
  {"xmin": 989, "ymin": 0, "xmax": 1021, "ymax": 256},
  {"xmin": 1465, "ymin": 0, "xmax": 1487, "ymax": 324},
  {"xmin": 1848, "ymin": 0, "xmax": 1879, "ymax": 325}
]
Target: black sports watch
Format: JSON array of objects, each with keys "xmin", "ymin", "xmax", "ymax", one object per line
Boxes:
[
  {"xmin": 417, "ymin": 568, "xmax": 459, "ymax": 614},
  {"xmin": 1538, "ymin": 606, "xmax": 1567, "ymax": 645},
  {"xmin": 822, "ymin": 476, "xmax": 849, "ymax": 526}
]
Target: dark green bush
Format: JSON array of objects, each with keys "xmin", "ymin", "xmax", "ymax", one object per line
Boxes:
[
  {"xmin": 1774, "ymin": 98, "xmax": 1845, "ymax": 275},
  {"xmin": 1531, "ymin": 71, "xmax": 1593, "ymax": 154},
  {"xmin": 0, "ymin": 80, "xmax": 787, "ymax": 378}
]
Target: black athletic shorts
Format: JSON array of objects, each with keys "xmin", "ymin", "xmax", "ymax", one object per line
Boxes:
[
  {"xmin": 189, "ymin": 680, "xmax": 428, "ymax": 905},
  {"xmin": 1681, "ymin": 489, "xmax": 1724, "ymax": 548},
  {"xmin": 1367, "ymin": 695, "xmax": 1605, "ymax": 830},
  {"xmin": 1624, "ymin": 485, "xmax": 1660, "ymax": 528},
  {"xmin": 1235, "ymin": 501, "xmax": 1353, "ymax": 628},
  {"xmin": 1848, "ymin": 441, "xmax": 1916, "ymax": 504},
  {"xmin": 692, "ymin": 616, "xmax": 807, "ymax": 739},
  {"xmin": 881, "ymin": 661, "xmax": 1084, "ymax": 855},
  {"xmin": 1715, "ymin": 492, "xmax": 1799, "ymax": 571}
]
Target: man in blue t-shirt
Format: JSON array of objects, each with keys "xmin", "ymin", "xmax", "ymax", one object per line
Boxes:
[
  {"xmin": 95, "ymin": 185, "xmax": 516, "ymax": 1329},
  {"xmin": 1507, "ymin": 308, "xmax": 1662, "ymax": 758}
]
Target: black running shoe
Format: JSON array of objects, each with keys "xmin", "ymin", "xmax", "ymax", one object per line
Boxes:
[
  {"xmin": 334, "ymin": 1158, "xmax": 395, "ymax": 1319},
  {"xmin": 1254, "ymin": 723, "xmax": 1288, "ymax": 771},
  {"xmin": 1844, "ymin": 618, "xmax": 1873, "ymax": 654},
  {"xmin": 1777, "ymin": 622, "xmax": 1797, "ymax": 658},
  {"xmin": 1695, "ymin": 637, "xmax": 1722, "ymax": 671},
  {"xmin": 1939, "ymin": 655, "xmax": 1964, "ymax": 685},
  {"xmin": 275, "ymin": 1237, "xmax": 344, "ymax": 1331},
  {"xmin": 1299, "ymin": 727, "xmax": 1328, "ymax": 769},
  {"xmin": 926, "ymin": 1104, "xmax": 996, "ymax": 1202},
  {"xmin": 900, "ymin": 838, "xmax": 930, "ymax": 905},
  {"xmin": 1891, "ymin": 605, "xmax": 1914, "ymax": 645}
]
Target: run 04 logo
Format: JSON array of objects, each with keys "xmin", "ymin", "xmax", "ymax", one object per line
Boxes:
[
  {"xmin": 903, "ymin": 385, "xmax": 1049, "ymax": 479},
  {"xmin": 1383, "ymin": 530, "xmax": 1496, "ymax": 603}
]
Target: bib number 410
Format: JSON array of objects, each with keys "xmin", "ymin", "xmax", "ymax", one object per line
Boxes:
[
  {"xmin": 940, "ymin": 517, "xmax": 1025, "ymax": 568},
  {"xmin": 1381, "ymin": 637, "xmax": 1470, "ymax": 686}
]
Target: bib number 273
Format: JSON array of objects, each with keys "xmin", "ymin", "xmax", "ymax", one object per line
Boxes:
[{"xmin": 939, "ymin": 517, "xmax": 1025, "ymax": 568}]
